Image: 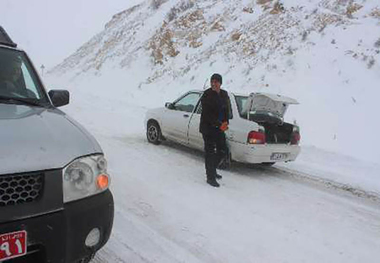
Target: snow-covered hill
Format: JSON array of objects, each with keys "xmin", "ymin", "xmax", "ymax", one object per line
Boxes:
[{"xmin": 47, "ymin": 0, "xmax": 380, "ymax": 164}]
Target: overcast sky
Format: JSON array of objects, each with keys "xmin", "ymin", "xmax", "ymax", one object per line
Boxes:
[{"xmin": 0, "ymin": 0, "xmax": 144, "ymax": 69}]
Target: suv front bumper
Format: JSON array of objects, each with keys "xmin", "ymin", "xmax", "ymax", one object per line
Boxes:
[{"xmin": 0, "ymin": 189, "xmax": 114, "ymax": 263}]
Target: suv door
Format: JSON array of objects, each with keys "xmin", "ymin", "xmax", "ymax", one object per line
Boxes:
[{"xmin": 162, "ymin": 92, "xmax": 201, "ymax": 144}]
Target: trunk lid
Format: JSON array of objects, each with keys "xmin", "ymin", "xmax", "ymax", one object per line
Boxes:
[{"xmin": 244, "ymin": 92, "xmax": 299, "ymax": 122}]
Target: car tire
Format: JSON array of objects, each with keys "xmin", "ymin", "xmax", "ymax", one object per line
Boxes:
[
  {"xmin": 218, "ymin": 152, "xmax": 232, "ymax": 170},
  {"xmin": 147, "ymin": 121, "xmax": 162, "ymax": 145}
]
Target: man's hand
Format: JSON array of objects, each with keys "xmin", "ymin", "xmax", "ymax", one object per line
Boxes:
[{"xmin": 220, "ymin": 121, "xmax": 228, "ymax": 132}]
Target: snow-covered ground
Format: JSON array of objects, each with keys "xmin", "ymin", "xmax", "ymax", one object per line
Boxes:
[{"xmin": 49, "ymin": 82, "xmax": 380, "ymax": 263}]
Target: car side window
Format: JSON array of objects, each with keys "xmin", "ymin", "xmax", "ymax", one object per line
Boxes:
[
  {"xmin": 20, "ymin": 62, "xmax": 39, "ymax": 98},
  {"xmin": 174, "ymin": 93, "xmax": 201, "ymax": 113}
]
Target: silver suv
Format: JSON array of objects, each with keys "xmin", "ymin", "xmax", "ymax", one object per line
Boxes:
[{"xmin": 0, "ymin": 27, "xmax": 114, "ymax": 262}]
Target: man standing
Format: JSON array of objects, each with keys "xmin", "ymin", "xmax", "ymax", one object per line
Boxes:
[{"xmin": 200, "ymin": 73, "xmax": 230, "ymax": 187}]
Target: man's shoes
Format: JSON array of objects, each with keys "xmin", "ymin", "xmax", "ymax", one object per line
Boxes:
[
  {"xmin": 207, "ymin": 179, "xmax": 220, "ymax": 187},
  {"xmin": 215, "ymin": 174, "xmax": 222, "ymax": 180}
]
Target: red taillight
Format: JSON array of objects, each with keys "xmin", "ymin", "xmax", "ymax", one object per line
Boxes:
[
  {"xmin": 291, "ymin": 132, "xmax": 301, "ymax": 145},
  {"xmin": 248, "ymin": 131, "xmax": 266, "ymax": 144}
]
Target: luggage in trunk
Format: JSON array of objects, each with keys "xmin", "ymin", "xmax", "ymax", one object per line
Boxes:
[
  {"xmin": 260, "ymin": 121, "xmax": 294, "ymax": 144},
  {"xmin": 243, "ymin": 92, "xmax": 299, "ymax": 144}
]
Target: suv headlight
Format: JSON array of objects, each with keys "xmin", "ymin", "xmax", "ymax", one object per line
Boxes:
[{"xmin": 63, "ymin": 154, "xmax": 110, "ymax": 203}]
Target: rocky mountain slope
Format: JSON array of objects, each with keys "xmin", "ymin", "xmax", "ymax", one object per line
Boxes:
[{"xmin": 51, "ymin": 0, "xmax": 379, "ymax": 79}]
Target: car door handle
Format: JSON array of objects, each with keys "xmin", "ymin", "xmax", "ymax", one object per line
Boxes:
[{"xmin": 183, "ymin": 114, "xmax": 189, "ymax": 118}]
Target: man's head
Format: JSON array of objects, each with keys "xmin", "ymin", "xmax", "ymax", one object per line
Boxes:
[{"xmin": 210, "ymin": 73, "xmax": 222, "ymax": 92}]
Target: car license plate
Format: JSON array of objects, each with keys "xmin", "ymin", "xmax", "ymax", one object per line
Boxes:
[
  {"xmin": 270, "ymin": 153, "xmax": 288, "ymax": 161},
  {"xmin": 0, "ymin": 231, "xmax": 27, "ymax": 261}
]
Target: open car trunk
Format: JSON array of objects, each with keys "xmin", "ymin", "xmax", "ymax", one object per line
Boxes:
[{"xmin": 243, "ymin": 92, "xmax": 299, "ymax": 144}]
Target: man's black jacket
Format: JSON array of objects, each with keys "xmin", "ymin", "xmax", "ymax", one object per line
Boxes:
[{"xmin": 199, "ymin": 88, "xmax": 231, "ymax": 134}]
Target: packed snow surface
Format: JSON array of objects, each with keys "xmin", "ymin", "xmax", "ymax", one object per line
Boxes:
[{"xmin": 46, "ymin": 82, "xmax": 380, "ymax": 263}]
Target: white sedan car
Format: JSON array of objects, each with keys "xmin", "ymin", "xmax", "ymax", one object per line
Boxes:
[{"xmin": 145, "ymin": 90, "xmax": 301, "ymax": 166}]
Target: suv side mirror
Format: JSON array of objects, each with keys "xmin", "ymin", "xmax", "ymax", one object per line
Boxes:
[
  {"xmin": 165, "ymin": 102, "xmax": 175, "ymax": 110},
  {"xmin": 49, "ymin": 90, "xmax": 70, "ymax": 107}
]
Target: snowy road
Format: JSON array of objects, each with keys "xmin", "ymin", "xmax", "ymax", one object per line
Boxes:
[
  {"xmin": 90, "ymin": 132, "xmax": 380, "ymax": 263},
  {"xmin": 55, "ymin": 89, "xmax": 380, "ymax": 263}
]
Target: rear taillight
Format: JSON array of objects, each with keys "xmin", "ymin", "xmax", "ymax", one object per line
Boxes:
[
  {"xmin": 248, "ymin": 131, "xmax": 266, "ymax": 144},
  {"xmin": 291, "ymin": 132, "xmax": 300, "ymax": 145}
]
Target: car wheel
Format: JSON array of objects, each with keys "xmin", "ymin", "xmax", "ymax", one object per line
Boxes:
[
  {"xmin": 218, "ymin": 152, "xmax": 232, "ymax": 170},
  {"xmin": 147, "ymin": 121, "xmax": 161, "ymax": 145}
]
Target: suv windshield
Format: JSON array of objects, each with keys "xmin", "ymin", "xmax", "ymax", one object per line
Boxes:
[{"xmin": 0, "ymin": 47, "xmax": 49, "ymax": 107}]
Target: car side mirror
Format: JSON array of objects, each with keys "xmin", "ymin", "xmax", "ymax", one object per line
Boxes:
[
  {"xmin": 49, "ymin": 90, "xmax": 70, "ymax": 107},
  {"xmin": 165, "ymin": 102, "xmax": 175, "ymax": 110}
]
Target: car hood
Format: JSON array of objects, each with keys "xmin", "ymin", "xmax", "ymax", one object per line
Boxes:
[
  {"xmin": 245, "ymin": 92, "xmax": 299, "ymax": 119},
  {"xmin": 0, "ymin": 104, "xmax": 102, "ymax": 175}
]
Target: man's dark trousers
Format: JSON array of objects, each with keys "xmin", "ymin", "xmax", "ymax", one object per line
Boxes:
[{"xmin": 202, "ymin": 128, "xmax": 227, "ymax": 181}]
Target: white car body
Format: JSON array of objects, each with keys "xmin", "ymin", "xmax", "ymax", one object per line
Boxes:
[{"xmin": 145, "ymin": 90, "xmax": 301, "ymax": 165}]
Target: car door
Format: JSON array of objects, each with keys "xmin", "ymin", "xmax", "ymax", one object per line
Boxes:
[
  {"xmin": 188, "ymin": 96, "xmax": 204, "ymax": 151},
  {"xmin": 189, "ymin": 92, "xmax": 234, "ymax": 151},
  {"xmin": 161, "ymin": 92, "xmax": 201, "ymax": 144}
]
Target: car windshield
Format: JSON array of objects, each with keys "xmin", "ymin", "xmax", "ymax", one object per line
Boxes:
[
  {"xmin": 235, "ymin": 95, "xmax": 248, "ymax": 118},
  {"xmin": 0, "ymin": 47, "xmax": 49, "ymax": 107}
]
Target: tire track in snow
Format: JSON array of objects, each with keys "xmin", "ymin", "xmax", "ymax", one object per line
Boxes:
[{"xmin": 273, "ymin": 166, "xmax": 380, "ymax": 203}]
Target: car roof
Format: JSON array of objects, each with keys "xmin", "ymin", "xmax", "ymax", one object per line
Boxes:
[
  {"xmin": 0, "ymin": 26, "xmax": 17, "ymax": 48},
  {"xmin": 232, "ymin": 93, "xmax": 248, "ymax": 97},
  {"xmin": 0, "ymin": 44, "xmax": 22, "ymax": 52},
  {"xmin": 189, "ymin": 89, "xmax": 247, "ymax": 97}
]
